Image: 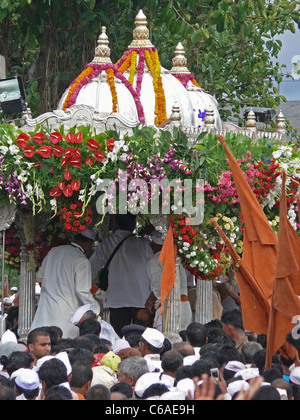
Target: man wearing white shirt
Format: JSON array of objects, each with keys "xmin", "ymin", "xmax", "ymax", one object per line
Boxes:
[
  {"xmin": 90, "ymin": 215, "xmax": 153, "ymax": 337},
  {"xmin": 146, "ymin": 231, "xmax": 193, "ymax": 332},
  {"xmin": 30, "ymin": 229, "xmax": 100, "ymax": 339}
]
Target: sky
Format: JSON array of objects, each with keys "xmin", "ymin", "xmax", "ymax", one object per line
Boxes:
[{"xmin": 277, "ymin": 28, "xmax": 300, "ymax": 100}]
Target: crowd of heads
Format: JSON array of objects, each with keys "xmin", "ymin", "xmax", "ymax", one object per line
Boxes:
[{"xmin": 0, "ymin": 310, "xmax": 299, "ymax": 400}]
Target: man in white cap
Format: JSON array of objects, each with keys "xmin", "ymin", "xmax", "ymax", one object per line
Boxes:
[
  {"xmin": 30, "ymin": 229, "xmax": 100, "ymax": 339},
  {"xmin": 146, "ymin": 231, "xmax": 192, "ymax": 332},
  {"xmin": 14, "ymin": 369, "xmax": 40, "ymax": 400},
  {"xmin": 140, "ymin": 328, "xmax": 165, "ymax": 372}
]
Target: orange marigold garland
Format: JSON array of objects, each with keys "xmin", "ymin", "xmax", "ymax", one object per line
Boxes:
[
  {"xmin": 105, "ymin": 68, "xmax": 118, "ymax": 112},
  {"xmin": 145, "ymin": 50, "xmax": 167, "ymax": 126},
  {"xmin": 63, "ymin": 67, "xmax": 95, "ymax": 111}
]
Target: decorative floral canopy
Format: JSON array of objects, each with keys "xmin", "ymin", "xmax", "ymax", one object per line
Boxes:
[{"xmin": 58, "ymin": 10, "xmax": 221, "ymax": 130}]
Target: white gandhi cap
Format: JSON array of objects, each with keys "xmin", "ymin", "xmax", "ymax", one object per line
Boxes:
[
  {"xmin": 15, "ymin": 369, "xmax": 40, "ymax": 391},
  {"xmin": 142, "ymin": 328, "xmax": 165, "ymax": 349}
]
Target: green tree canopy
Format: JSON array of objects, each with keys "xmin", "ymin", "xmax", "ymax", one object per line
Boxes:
[{"xmin": 1, "ymin": 0, "xmax": 299, "ymax": 121}]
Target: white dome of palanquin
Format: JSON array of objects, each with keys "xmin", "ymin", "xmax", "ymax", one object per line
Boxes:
[
  {"xmin": 58, "ymin": 9, "xmax": 222, "ymax": 130},
  {"xmin": 170, "ymin": 42, "xmax": 222, "ymax": 130},
  {"xmin": 58, "ymin": 26, "xmax": 143, "ymax": 124}
]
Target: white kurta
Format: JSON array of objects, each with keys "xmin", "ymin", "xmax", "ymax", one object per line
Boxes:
[
  {"xmin": 30, "ymin": 243, "xmax": 100, "ymax": 338},
  {"xmin": 90, "ymin": 230, "xmax": 153, "ymax": 309}
]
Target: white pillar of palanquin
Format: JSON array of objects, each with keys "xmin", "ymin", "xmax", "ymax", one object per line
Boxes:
[
  {"xmin": 15, "ymin": 210, "xmax": 52, "ymax": 342},
  {"xmin": 15, "ymin": 210, "xmax": 36, "ymax": 342},
  {"xmin": 163, "ymin": 257, "xmax": 182, "ymax": 333},
  {"xmin": 194, "ymin": 279, "xmax": 213, "ymax": 325},
  {"xmin": 0, "ymin": 202, "xmax": 16, "ymax": 339}
]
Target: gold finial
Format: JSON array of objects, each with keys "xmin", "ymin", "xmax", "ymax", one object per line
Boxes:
[
  {"xmin": 246, "ymin": 109, "xmax": 257, "ymax": 131},
  {"xmin": 92, "ymin": 26, "xmax": 112, "ymax": 64},
  {"xmin": 170, "ymin": 43, "xmax": 190, "ymax": 75},
  {"xmin": 276, "ymin": 110, "xmax": 286, "ymax": 134},
  {"xmin": 128, "ymin": 10, "xmax": 154, "ymax": 49}
]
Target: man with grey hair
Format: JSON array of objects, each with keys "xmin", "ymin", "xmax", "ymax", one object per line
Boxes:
[
  {"xmin": 118, "ymin": 356, "xmax": 149, "ymax": 389},
  {"xmin": 241, "ymin": 341, "xmax": 263, "ymax": 365}
]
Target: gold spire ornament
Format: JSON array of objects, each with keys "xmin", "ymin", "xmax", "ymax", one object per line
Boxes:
[
  {"xmin": 92, "ymin": 26, "xmax": 112, "ymax": 64},
  {"xmin": 128, "ymin": 10, "xmax": 154, "ymax": 49},
  {"xmin": 170, "ymin": 42, "xmax": 190, "ymax": 75}
]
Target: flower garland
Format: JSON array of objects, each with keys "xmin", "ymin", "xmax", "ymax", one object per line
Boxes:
[
  {"xmin": 105, "ymin": 68, "xmax": 118, "ymax": 113},
  {"xmin": 128, "ymin": 51, "xmax": 138, "ymax": 86},
  {"xmin": 117, "ymin": 48, "xmax": 167, "ymax": 127},
  {"xmin": 62, "ymin": 63, "xmax": 145, "ymax": 124},
  {"xmin": 144, "ymin": 50, "xmax": 167, "ymax": 126},
  {"xmin": 172, "ymin": 73, "xmax": 201, "ymax": 89},
  {"xmin": 62, "ymin": 67, "xmax": 95, "ymax": 111},
  {"xmin": 170, "ymin": 214, "xmax": 224, "ymax": 280}
]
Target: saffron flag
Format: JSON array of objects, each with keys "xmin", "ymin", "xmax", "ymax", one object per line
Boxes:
[
  {"xmin": 266, "ymin": 173, "xmax": 300, "ymax": 368},
  {"xmin": 159, "ymin": 225, "xmax": 177, "ymax": 315},
  {"xmin": 210, "ymin": 219, "xmax": 270, "ymax": 332},
  {"xmin": 218, "ymin": 135, "xmax": 277, "ymax": 334}
]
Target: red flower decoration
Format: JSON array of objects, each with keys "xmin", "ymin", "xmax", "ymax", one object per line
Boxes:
[
  {"xmin": 94, "ymin": 150, "xmax": 105, "ymax": 162},
  {"xmin": 57, "ymin": 181, "xmax": 66, "ymax": 191},
  {"xmin": 52, "ymin": 146, "xmax": 64, "ymax": 158},
  {"xmin": 85, "ymin": 156, "xmax": 93, "ymax": 167},
  {"xmin": 50, "ymin": 132, "xmax": 63, "ymax": 145},
  {"xmin": 65, "ymin": 133, "xmax": 75, "ymax": 143},
  {"xmin": 107, "ymin": 138, "xmax": 115, "ymax": 151},
  {"xmin": 23, "ymin": 146, "xmax": 35, "ymax": 159},
  {"xmin": 69, "ymin": 157, "xmax": 82, "ymax": 168},
  {"xmin": 37, "ymin": 146, "xmax": 53, "ymax": 159},
  {"xmin": 64, "ymin": 148, "xmax": 75, "ymax": 159},
  {"xmin": 74, "ymin": 132, "xmax": 83, "ymax": 144},
  {"xmin": 64, "ymin": 169, "xmax": 72, "ymax": 181},
  {"xmin": 50, "ymin": 188, "xmax": 62, "ymax": 198},
  {"xmin": 87, "ymin": 139, "xmax": 101, "ymax": 151},
  {"xmin": 33, "ymin": 133, "xmax": 46, "ymax": 144},
  {"xmin": 71, "ymin": 180, "xmax": 81, "ymax": 191},
  {"xmin": 63, "ymin": 185, "xmax": 74, "ymax": 198}
]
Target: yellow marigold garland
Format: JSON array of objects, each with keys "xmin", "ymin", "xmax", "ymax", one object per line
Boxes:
[
  {"xmin": 63, "ymin": 67, "xmax": 95, "ymax": 111},
  {"xmin": 105, "ymin": 69, "xmax": 118, "ymax": 113},
  {"xmin": 128, "ymin": 51, "xmax": 138, "ymax": 86},
  {"xmin": 145, "ymin": 50, "xmax": 167, "ymax": 126}
]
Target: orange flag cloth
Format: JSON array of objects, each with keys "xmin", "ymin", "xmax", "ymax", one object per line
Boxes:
[
  {"xmin": 218, "ymin": 135, "xmax": 278, "ymax": 334},
  {"xmin": 210, "ymin": 219, "xmax": 270, "ymax": 333},
  {"xmin": 159, "ymin": 225, "xmax": 177, "ymax": 315},
  {"xmin": 266, "ymin": 172, "xmax": 300, "ymax": 368}
]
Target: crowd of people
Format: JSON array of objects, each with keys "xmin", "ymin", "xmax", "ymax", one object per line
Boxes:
[
  {"xmin": 0, "ymin": 214, "xmax": 299, "ymax": 401},
  {"xmin": 0, "ymin": 307, "xmax": 299, "ymax": 401}
]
